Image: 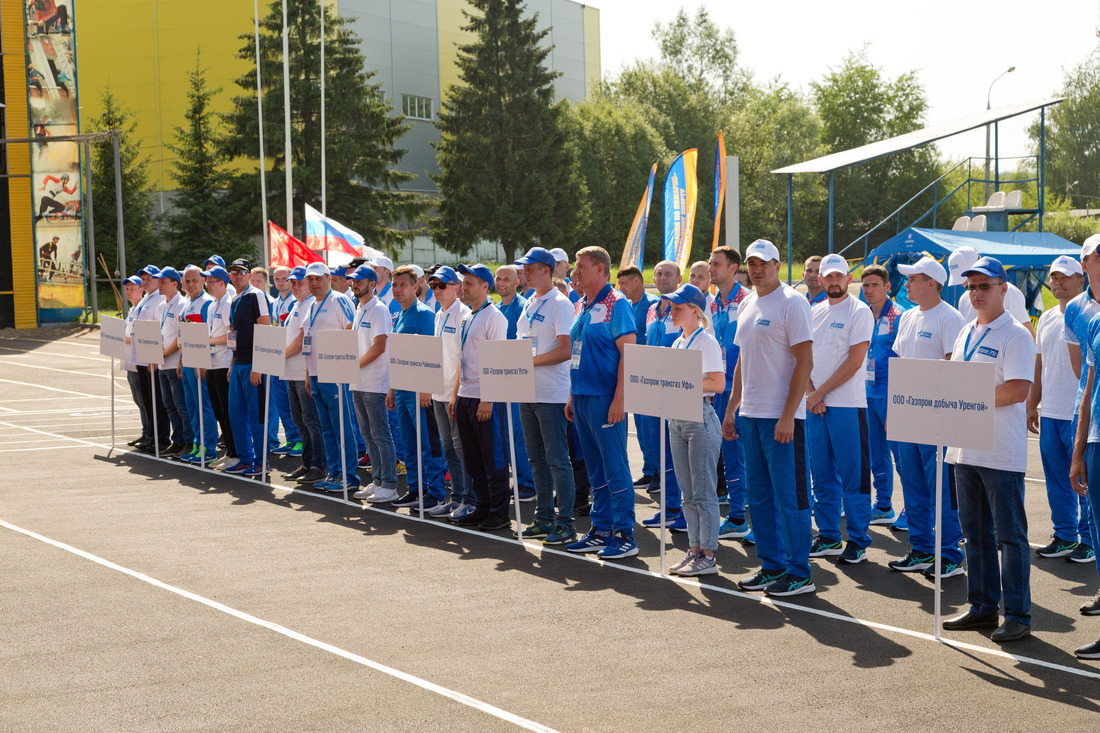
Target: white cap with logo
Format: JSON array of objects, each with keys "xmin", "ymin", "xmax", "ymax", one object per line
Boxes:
[
  {"xmin": 1050, "ymin": 255, "xmax": 1083, "ymax": 277},
  {"xmin": 744, "ymin": 239, "xmax": 780, "ymax": 263},
  {"xmin": 1082, "ymin": 234, "xmax": 1100, "ymax": 258},
  {"xmin": 819, "ymin": 253, "xmax": 848, "ymax": 277},
  {"xmin": 898, "ymin": 255, "xmax": 948, "ymax": 285},
  {"xmin": 947, "ymin": 246, "xmax": 980, "ymax": 286}
]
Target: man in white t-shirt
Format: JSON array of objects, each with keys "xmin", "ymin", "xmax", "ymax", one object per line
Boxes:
[
  {"xmin": 1027, "ymin": 256, "xmax": 1093, "ymax": 561},
  {"xmin": 889, "ymin": 256, "xmax": 966, "ymax": 579},
  {"xmin": 268, "ymin": 265, "xmax": 302, "ymax": 456},
  {"xmin": 175, "ymin": 266, "xmax": 218, "ymax": 465},
  {"xmin": 153, "ymin": 267, "xmax": 190, "ymax": 456},
  {"xmin": 122, "ymin": 276, "xmax": 151, "ymax": 446},
  {"xmin": 722, "ymin": 240, "xmax": 815, "ymax": 597},
  {"xmin": 132, "ymin": 265, "xmax": 168, "ymax": 452},
  {"xmin": 806, "ymin": 254, "xmax": 874, "ymax": 566},
  {"xmin": 943, "ymin": 256, "xmax": 1035, "ymax": 643},
  {"xmin": 514, "ymin": 247, "xmax": 577, "ymax": 545},
  {"xmin": 203, "ymin": 266, "xmax": 236, "ymax": 461},
  {"xmin": 280, "ymin": 267, "xmax": 325, "ymax": 484},
  {"xmin": 947, "ymin": 246, "xmax": 1035, "ymax": 336}
]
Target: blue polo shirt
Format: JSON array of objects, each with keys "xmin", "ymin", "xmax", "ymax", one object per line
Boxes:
[
  {"xmin": 808, "ymin": 290, "xmax": 827, "ymax": 306},
  {"xmin": 1062, "ymin": 289, "xmax": 1100, "ymax": 414},
  {"xmin": 865, "ymin": 298, "xmax": 905, "ymax": 400},
  {"xmin": 569, "ymin": 284, "xmax": 635, "ymax": 396},
  {"xmin": 645, "ymin": 299, "xmax": 680, "ymax": 348},
  {"xmin": 710, "ymin": 282, "xmax": 750, "ymax": 391},
  {"xmin": 394, "ymin": 299, "xmax": 436, "ymax": 337},
  {"xmin": 629, "ymin": 291, "xmax": 658, "ymax": 346},
  {"xmin": 497, "ymin": 293, "xmax": 527, "ymax": 339}
]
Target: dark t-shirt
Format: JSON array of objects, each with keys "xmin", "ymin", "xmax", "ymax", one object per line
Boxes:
[{"xmin": 230, "ymin": 288, "xmax": 269, "ymax": 365}]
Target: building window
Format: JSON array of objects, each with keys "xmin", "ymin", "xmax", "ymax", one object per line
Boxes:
[{"xmin": 402, "ymin": 94, "xmax": 433, "ymax": 121}]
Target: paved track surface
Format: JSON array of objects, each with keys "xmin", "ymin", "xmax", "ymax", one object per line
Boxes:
[{"xmin": 2, "ymin": 328, "xmax": 1099, "ymax": 732}]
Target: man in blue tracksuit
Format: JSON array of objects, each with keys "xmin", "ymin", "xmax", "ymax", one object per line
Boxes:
[
  {"xmin": 223, "ymin": 258, "xmax": 272, "ymax": 476},
  {"xmin": 616, "ymin": 265, "xmax": 659, "ymax": 488},
  {"xmin": 565, "ymin": 246, "xmax": 639, "ymax": 560}
]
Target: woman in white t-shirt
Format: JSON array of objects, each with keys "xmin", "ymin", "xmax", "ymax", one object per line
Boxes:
[{"xmin": 665, "ymin": 285, "xmax": 727, "ymax": 577}]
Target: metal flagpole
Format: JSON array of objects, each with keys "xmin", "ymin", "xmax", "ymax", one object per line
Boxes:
[
  {"xmin": 198, "ymin": 370, "xmax": 206, "ymax": 469},
  {"xmin": 934, "ymin": 445, "xmax": 944, "ymax": 640},
  {"xmin": 319, "ymin": 0, "xmax": 326, "ymax": 217},
  {"xmin": 339, "ymin": 384, "xmax": 348, "ymax": 502},
  {"xmin": 261, "ymin": 374, "xmax": 271, "ymax": 482},
  {"xmin": 416, "ymin": 397, "xmax": 424, "ymax": 520},
  {"xmin": 659, "ymin": 417, "xmax": 667, "ymax": 575},
  {"xmin": 507, "ymin": 403, "xmax": 522, "ymax": 545},
  {"xmin": 281, "ymin": 0, "xmax": 293, "ymax": 235},
  {"xmin": 254, "ymin": 0, "xmax": 270, "ymax": 265}
]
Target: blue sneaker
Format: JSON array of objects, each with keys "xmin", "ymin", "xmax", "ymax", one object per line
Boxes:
[
  {"xmin": 598, "ymin": 533, "xmax": 639, "ymax": 559},
  {"xmin": 737, "ymin": 568, "xmax": 785, "ymax": 591},
  {"xmin": 566, "ymin": 530, "xmax": 611, "ymax": 554},
  {"xmin": 890, "ymin": 509, "xmax": 908, "ymax": 532},
  {"xmin": 222, "ymin": 461, "xmax": 250, "ymax": 475},
  {"xmin": 668, "ymin": 512, "xmax": 688, "ymax": 533},
  {"xmin": 1036, "ymin": 536, "xmax": 1079, "ymax": 558},
  {"xmin": 517, "ymin": 486, "xmax": 536, "ymax": 502},
  {"xmin": 314, "ymin": 474, "xmax": 340, "ymax": 491},
  {"xmin": 286, "ymin": 441, "xmax": 304, "ymax": 457},
  {"xmin": 809, "ymin": 535, "xmax": 844, "ymax": 557},
  {"xmin": 718, "ymin": 518, "xmax": 752, "ymax": 539},
  {"xmin": 922, "ymin": 560, "xmax": 965, "ymax": 579},
  {"xmin": 869, "ymin": 505, "xmax": 896, "ymax": 525},
  {"xmin": 764, "ymin": 573, "xmax": 816, "ymax": 597},
  {"xmin": 270, "ymin": 442, "xmax": 293, "ymax": 456},
  {"xmin": 1068, "ymin": 544, "xmax": 1096, "ymax": 563},
  {"xmin": 243, "ymin": 463, "xmax": 265, "ymax": 477},
  {"xmin": 741, "ymin": 529, "xmax": 755, "ymax": 545},
  {"xmin": 642, "ymin": 510, "xmax": 684, "ymax": 528}
]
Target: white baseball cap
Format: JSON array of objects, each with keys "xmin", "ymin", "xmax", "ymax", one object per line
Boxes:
[
  {"xmin": 744, "ymin": 239, "xmax": 780, "ymax": 263},
  {"xmin": 304, "ymin": 262, "xmax": 329, "ymax": 278},
  {"xmin": 946, "ymin": 246, "xmax": 980, "ymax": 286},
  {"xmin": 1082, "ymin": 234, "xmax": 1100, "ymax": 258},
  {"xmin": 819, "ymin": 253, "xmax": 848, "ymax": 277},
  {"xmin": 409, "ymin": 264, "xmax": 425, "ymax": 279},
  {"xmin": 898, "ymin": 255, "xmax": 948, "ymax": 285},
  {"xmin": 372, "ymin": 256, "xmax": 394, "ymax": 272},
  {"xmin": 1050, "ymin": 255, "xmax": 1083, "ymax": 277},
  {"xmin": 548, "ymin": 248, "xmax": 569, "ymax": 264}
]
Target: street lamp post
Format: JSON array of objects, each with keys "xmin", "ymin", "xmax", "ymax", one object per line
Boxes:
[{"xmin": 985, "ymin": 66, "xmax": 1015, "ymax": 204}]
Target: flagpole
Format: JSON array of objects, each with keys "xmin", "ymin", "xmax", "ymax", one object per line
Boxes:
[
  {"xmin": 282, "ymin": 0, "xmax": 294, "ymax": 237},
  {"xmin": 319, "ymin": 0, "xmax": 326, "ymax": 217},
  {"xmin": 254, "ymin": 0, "xmax": 270, "ymax": 268}
]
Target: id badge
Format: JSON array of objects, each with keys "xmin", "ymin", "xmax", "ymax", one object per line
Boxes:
[
  {"xmin": 527, "ymin": 336, "xmax": 538, "ymax": 356},
  {"xmin": 570, "ymin": 339, "xmax": 582, "ymax": 370},
  {"xmin": 865, "ymin": 357, "xmax": 875, "ymax": 383},
  {"xmin": 302, "ymin": 334, "xmax": 313, "ymax": 356},
  {"xmin": 227, "ymin": 329, "xmax": 237, "ymax": 352}
]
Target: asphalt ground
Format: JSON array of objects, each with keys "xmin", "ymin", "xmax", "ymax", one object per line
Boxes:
[{"xmin": 2, "ymin": 327, "xmax": 1100, "ymax": 732}]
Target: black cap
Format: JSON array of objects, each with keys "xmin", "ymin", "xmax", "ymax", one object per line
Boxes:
[{"xmin": 228, "ymin": 258, "xmax": 252, "ymax": 272}]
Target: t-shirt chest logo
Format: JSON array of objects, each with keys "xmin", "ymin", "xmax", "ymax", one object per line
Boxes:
[
  {"xmin": 977, "ymin": 346, "xmax": 999, "ymax": 358},
  {"xmin": 829, "ymin": 322, "xmax": 845, "ymax": 330},
  {"xmin": 588, "ymin": 304, "xmax": 609, "ymax": 324},
  {"xmin": 754, "ymin": 318, "xmax": 771, "ymax": 328},
  {"xmin": 917, "ymin": 330, "xmax": 933, "ymax": 339}
]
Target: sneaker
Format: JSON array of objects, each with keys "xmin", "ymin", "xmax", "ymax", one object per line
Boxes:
[
  {"xmin": 888, "ymin": 550, "xmax": 935, "ymax": 572},
  {"xmin": 428, "ymin": 499, "xmax": 457, "ymax": 517},
  {"xmin": 312, "ymin": 475, "xmax": 339, "ymax": 491},
  {"xmin": 566, "ymin": 530, "xmax": 611, "ymax": 554},
  {"xmin": 283, "ymin": 465, "xmax": 310, "ymax": 481},
  {"xmin": 1076, "ymin": 638, "xmax": 1100, "ymax": 659},
  {"xmin": 633, "ymin": 474, "xmax": 655, "ymax": 487},
  {"xmin": 737, "ymin": 568, "xmax": 785, "ymax": 591},
  {"xmin": 391, "ymin": 492, "xmax": 421, "ymax": 508},
  {"xmin": 542, "ymin": 524, "xmax": 577, "ymax": 546},
  {"xmin": 514, "ymin": 521, "xmax": 555, "ymax": 540},
  {"xmin": 837, "ymin": 541, "xmax": 867, "ymax": 565},
  {"xmin": 518, "ymin": 486, "xmax": 536, "ymax": 502},
  {"xmin": 645, "ymin": 481, "xmax": 662, "ymax": 495},
  {"xmin": 449, "ymin": 503, "xmax": 475, "ymax": 522},
  {"xmin": 353, "ymin": 483, "xmax": 379, "ymax": 500},
  {"xmin": 456, "ymin": 509, "xmax": 491, "ymax": 527},
  {"xmin": 406, "ymin": 495, "xmax": 440, "ymax": 511},
  {"xmin": 367, "ymin": 487, "xmax": 400, "ymax": 503},
  {"xmin": 598, "ymin": 533, "xmax": 639, "ymax": 559},
  {"xmin": 922, "ymin": 560, "xmax": 965, "ymax": 579},
  {"xmin": 764, "ymin": 574, "xmax": 816, "ymax": 597},
  {"xmin": 741, "ymin": 529, "xmax": 755, "ymax": 545},
  {"xmin": 163, "ymin": 443, "xmax": 187, "ymax": 458},
  {"xmin": 297, "ymin": 467, "xmax": 327, "ymax": 484},
  {"xmin": 1067, "ymin": 544, "xmax": 1095, "ymax": 563},
  {"xmin": 642, "ymin": 509, "xmax": 684, "ymax": 528},
  {"xmin": 670, "ymin": 550, "xmax": 701, "ymax": 574},
  {"xmin": 717, "ymin": 491, "xmax": 728, "ymax": 505},
  {"xmin": 869, "ymin": 505, "xmax": 896, "ymax": 525},
  {"xmin": 287, "ymin": 441, "xmax": 304, "ymax": 457},
  {"xmin": 890, "ymin": 510, "xmax": 908, "ymax": 532},
  {"xmin": 668, "ymin": 512, "xmax": 688, "ymax": 532},
  {"xmin": 718, "ymin": 517, "xmax": 752, "ymax": 539},
  {"xmin": 809, "ymin": 536, "xmax": 844, "ymax": 557},
  {"xmin": 270, "ymin": 442, "xmax": 293, "ymax": 455},
  {"xmin": 243, "ymin": 463, "xmax": 265, "ymax": 477},
  {"xmin": 478, "ymin": 513, "xmax": 511, "ymax": 531},
  {"xmin": 358, "ymin": 453, "xmax": 371, "ymax": 468},
  {"xmin": 1036, "ymin": 536, "xmax": 1079, "ymax": 558},
  {"xmin": 1081, "ymin": 590, "xmax": 1100, "ymax": 616},
  {"xmin": 396, "ymin": 460, "xmax": 407, "ymax": 476},
  {"xmin": 678, "ymin": 553, "xmax": 718, "ymax": 576},
  {"xmin": 222, "ymin": 461, "xmax": 251, "ymax": 475},
  {"xmin": 324, "ymin": 480, "xmax": 356, "ymax": 494}
]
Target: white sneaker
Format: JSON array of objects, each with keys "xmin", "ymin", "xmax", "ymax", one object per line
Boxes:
[
  {"xmin": 353, "ymin": 483, "xmax": 379, "ymax": 500},
  {"xmin": 367, "ymin": 487, "xmax": 399, "ymax": 503},
  {"xmin": 448, "ymin": 502, "xmax": 471, "ymax": 521},
  {"xmin": 428, "ymin": 499, "xmax": 456, "ymax": 517}
]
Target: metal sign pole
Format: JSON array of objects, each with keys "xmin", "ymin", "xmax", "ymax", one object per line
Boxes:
[
  {"xmin": 416, "ymin": 396, "xmax": 425, "ymax": 520},
  {"xmin": 339, "ymin": 384, "xmax": 348, "ymax": 502},
  {"xmin": 507, "ymin": 403, "xmax": 522, "ymax": 544},
  {"xmin": 659, "ymin": 418, "xmax": 667, "ymax": 575},
  {"xmin": 151, "ymin": 368, "xmax": 160, "ymax": 459},
  {"xmin": 261, "ymin": 374, "xmax": 271, "ymax": 481},
  {"xmin": 198, "ymin": 370, "xmax": 206, "ymax": 469},
  {"xmin": 110, "ymin": 358, "xmax": 116, "ymax": 453},
  {"xmin": 934, "ymin": 445, "xmax": 944, "ymax": 641}
]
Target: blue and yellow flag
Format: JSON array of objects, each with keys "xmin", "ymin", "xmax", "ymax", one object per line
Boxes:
[
  {"xmin": 711, "ymin": 131, "xmax": 726, "ymax": 252},
  {"xmin": 664, "ymin": 149, "xmax": 698, "ymax": 273},
  {"xmin": 620, "ymin": 163, "xmax": 657, "ymax": 271}
]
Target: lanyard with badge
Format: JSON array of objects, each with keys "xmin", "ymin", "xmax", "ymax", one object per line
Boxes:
[
  {"xmin": 962, "ymin": 325, "xmax": 991, "ymax": 362},
  {"xmin": 304, "ymin": 291, "xmax": 331, "ymax": 356},
  {"xmin": 461, "ymin": 300, "xmax": 490, "ymax": 352},
  {"xmin": 524, "ymin": 296, "xmax": 547, "ymax": 356},
  {"xmin": 228, "ymin": 291, "xmax": 249, "ymax": 352},
  {"xmin": 866, "ymin": 303, "xmax": 892, "ymax": 382},
  {"xmin": 573, "ymin": 291, "xmax": 606, "ymax": 369},
  {"xmin": 209, "ymin": 294, "xmax": 228, "ymax": 356},
  {"xmin": 436, "ymin": 311, "xmax": 452, "ymax": 338}
]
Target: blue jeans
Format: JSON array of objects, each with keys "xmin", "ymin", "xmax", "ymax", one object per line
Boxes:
[
  {"xmin": 158, "ymin": 368, "xmax": 191, "ymax": 446},
  {"xmin": 808, "ymin": 407, "xmax": 872, "ymax": 549},
  {"xmin": 181, "ymin": 367, "xmax": 216, "ymax": 452},
  {"xmin": 741, "ymin": 416, "xmax": 812, "ymax": 579},
  {"xmin": 228, "ymin": 363, "xmax": 263, "ymax": 465},
  {"xmin": 897, "ymin": 442, "xmax": 964, "ymax": 564},
  {"xmin": 433, "ymin": 399, "xmax": 471, "ymax": 505},
  {"xmin": 713, "ymin": 390, "xmax": 747, "ymax": 521},
  {"xmin": 641, "ymin": 414, "xmax": 682, "ymax": 511},
  {"xmin": 500, "ymin": 402, "xmax": 533, "ymax": 490},
  {"xmin": 353, "ymin": 391, "xmax": 397, "ymax": 490},
  {"xmin": 127, "ymin": 369, "xmax": 151, "ymax": 439},
  {"xmin": 395, "ymin": 390, "xmax": 446, "ymax": 500},
  {"xmin": 573, "ymin": 394, "xmax": 634, "ymax": 535},
  {"xmin": 954, "ymin": 463, "xmax": 1031, "ymax": 625},
  {"xmin": 866, "ymin": 395, "xmax": 902, "ymax": 509},
  {"xmin": 669, "ymin": 403, "xmax": 722, "ymax": 551},
  {"xmin": 309, "ymin": 377, "xmax": 359, "ymax": 486},
  {"xmin": 635, "ymin": 413, "xmax": 658, "ymax": 477},
  {"xmin": 1081, "ymin": 444, "xmax": 1100, "ymax": 580},
  {"xmin": 519, "ymin": 401, "xmax": 575, "ymax": 528},
  {"xmin": 1040, "ymin": 416, "xmax": 1093, "ymax": 545},
  {"xmin": 268, "ymin": 376, "xmax": 300, "ymax": 446},
  {"xmin": 287, "ymin": 379, "xmax": 323, "ymax": 471}
]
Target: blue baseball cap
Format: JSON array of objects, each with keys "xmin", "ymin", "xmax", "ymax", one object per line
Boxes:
[
  {"xmin": 457, "ymin": 263, "xmax": 493, "ymax": 285},
  {"xmin": 203, "ymin": 266, "xmax": 231, "ymax": 284},
  {"xmin": 514, "ymin": 247, "xmax": 555, "ymax": 268},
  {"xmin": 203, "ymin": 255, "xmax": 226, "ymax": 269},
  {"xmin": 139, "ymin": 264, "xmax": 161, "ymax": 277},
  {"xmin": 428, "ymin": 265, "xmax": 460, "ymax": 285},
  {"xmin": 665, "ymin": 284, "xmax": 708, "ymax": 311},
  {"xmin": 124, "ymin": 275, "xmax": 141, "ymax": 286},
  {"xmin": 285, "ymin": 266, "xmax": 307, "ymax": 281},
  {"xmin": 961, "ymin": 256, "xmax": 1009, "ymax": 282},
  {"xmin": 347, "ymin": 264, "xmax": 377, "ymax": 282},
  {"xmin": 155, "ymin": 266, "xmax": 181, "ymax": 283},
  {"xmin": 332, "ymin": 265, "xmax": 350, "ymax": 278}
]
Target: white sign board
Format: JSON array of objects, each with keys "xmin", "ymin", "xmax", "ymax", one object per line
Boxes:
[
  {"xmin": 99, "ymin": 316, "xmax": 127, "ymax": 359},
  {"xmin": 251, "ymin": 324, "xmax": 286, "ymax": 378},
  {"xmin": 479, "ymin": 339, "xmax": 536, "ymax": 403},
  {"xmin": 179, "ymin": 322, "xmax": 212, "ymax": 370},
  {"xmin": 887, "ymin": 358, "xmax": 996, "ymax": 450},
  {"xmin": 624, "ymin": 343, "xmax": 703, "ymax": 423},
  {"xmin": 388, "ymin": 333, "xmax": 445, "ymax": 394},
  {"xmin": 315, "ymin": 329, "xmax": 360, "ymax": 384},
  {"xmin": 132, "ymin": 320, "xmax": 164, "ymax": 367}
]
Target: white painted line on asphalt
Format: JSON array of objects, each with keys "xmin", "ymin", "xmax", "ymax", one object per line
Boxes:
[
  {"xmin": 0, "ymin": 444, "xmax": 104, "ymax": 454},
  {"xmin": 0, "ymin": 405, "xmax": 17, "ymax": 413},
  {"xmin": 0, "ymin": 335, "xmax": 101, "ymax": 349},
  {"xmin": 0, "ymin": 378, "xmax": 109, "ymax": 399},
  {"xmin": 0, "ymin": 518, "xmax": 562, "ymax": 733},
  {"xmin": 0, "ymin": 345, "xmax": 112, "ymax": 362},
  {"xmin": 0, "ymin": 359, "xmax": 118, "ymax": 380}
]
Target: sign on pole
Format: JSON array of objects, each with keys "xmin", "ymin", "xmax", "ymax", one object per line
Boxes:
[
  {"xmin": 624, "ymin": 343, "xmax": 703, "ymax": 423},
  {"xmin": 387, "ymin": 333, "xmax": 445, "ymax": 395},
  {"xmin": 133, "ymin": 320, "xmax": 165, "ymax": 367},
  {"xmin": 99, "ymin": 316, "xmax": 127, "ymax": 359},
  {"xmin": 179, "ymin": 322, "xmax": 212, "ymax": 370},
  {"xmin": 479, "ymin": 340, "xmax": 536, "ymax": 404},
  {"xmin": 315, "ymin": 329, "xmax": 360, "ymax": 384},
  {"xmin": 252, "ymin": 324, "xmax": 286, "ymax": 378}
]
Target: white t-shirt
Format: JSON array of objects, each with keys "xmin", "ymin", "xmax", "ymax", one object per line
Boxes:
[
  {"xmin": 352, "ymin": 296, "xmax": 391, "ymax": 394},
  {"xmin": 810, "ymin": 295, "xmax": 873, "ymax": 408},
  {"xmin": 130, "ymin": 291, "xmax": 165, "ymax": 367},
  {"xmin": 516, "ymin": 289, "xmax": 574, "ymax": 404},
  {"xmin": 457, "ymin": 301, "xmax": 508, "ymax": 400},
  {"xmin": 283, "ymin": 295, "xmax": 313, "ymax": 382},
  {"xmin": 734, "ymin": 284, "xmax": 813, "ymax": 420},
  {"xmin": 434, "ymin": 298, "xmax": 470, "ymax": 402},
  {"xmin": 158, "ymin": 293, "xmax": 186, "ymax": 370},
  {"xmin": 893, "ymin": 301, "xmax": 965, "ymax": 361},
  {"xmin": 948, "ymin": 312, "xmax": 1035, "ymax": 473},
  {"xmin": 958, "ymin": 281, "xmax": 1029, "ymax": 325},
  {"xmin": 302, "ymin": 289, "xmax": 355, "ymax": 377},
  {"xmin": 672, "ymin": 325, "xmax": 724, "ymax": 409},
  {"xmin": 272, "ymin": 291, "xmax": 295, "ymax": 326},
  {"xmin": 208, "ymin": 292, "xmax": 233, "ymax": 369},
  {"xmin": 1037, "ymin": 305, "xmax": 1077, "ymax": 421},
  {"xmin": 123, "ymin": 301, "xmax": 140, "ymax": 372}
]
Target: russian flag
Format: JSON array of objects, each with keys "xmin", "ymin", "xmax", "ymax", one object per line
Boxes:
[{"xmin": 304, "ymin": 204, "xmax": 365, "ymax": 257}]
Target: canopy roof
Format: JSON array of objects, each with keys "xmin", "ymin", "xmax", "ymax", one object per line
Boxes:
[
  {"xmin": 773, "ymin": 97, "xmax": 1063, "ymax": 176},
  {"xmin": 864, "ymin": 227, "xmax": 1079, "ymax": 268}
]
